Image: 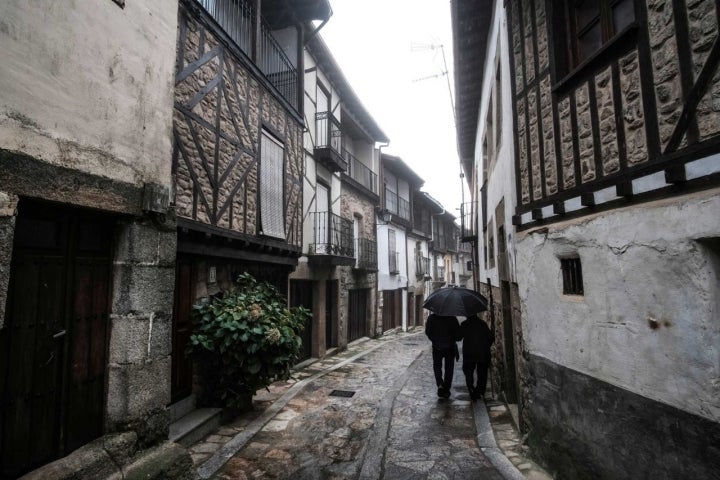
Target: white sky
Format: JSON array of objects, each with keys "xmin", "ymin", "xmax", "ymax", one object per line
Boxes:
[{"xmin": 318, "ymin": 0, "xmax": 466, "ymax": 215}]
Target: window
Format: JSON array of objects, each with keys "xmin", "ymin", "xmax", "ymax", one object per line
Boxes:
[
  {"xmin": 388, "ymin": 229, "xmax": 399, "ymax": 274},
  {"xmin": 260, "ymin": 131, "xmax": 285, "ymax": 239},
  {"xmin": 559, "ymin": 0, "xmax": 635, "ymax": 72},
  {"xmin": 561, "ymin": 257, "xmax": 584, "ymax": 295}
]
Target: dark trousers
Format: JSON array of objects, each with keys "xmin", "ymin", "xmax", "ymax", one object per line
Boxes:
[
  {"xmin": 462, "ymin": 354, "xmax": 490, "ymax": 394},
  {"xmin": 432, "ymin": 347, "xmax": 456, "ymax": 390}
]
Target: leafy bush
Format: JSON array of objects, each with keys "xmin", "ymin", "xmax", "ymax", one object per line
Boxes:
[{"xmin": 188, "ymin": 272, "xmax": 310, "ymax": 409}]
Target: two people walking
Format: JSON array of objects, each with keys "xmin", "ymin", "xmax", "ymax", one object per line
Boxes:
[{"xmin": 425, "ymin": 313, "xmax": 494, "ymax": 400}]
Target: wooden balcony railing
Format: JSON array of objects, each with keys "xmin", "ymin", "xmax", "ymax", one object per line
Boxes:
[{"xmin": 385, "ymin": 189, "xmax": 410, "ymax": 221}]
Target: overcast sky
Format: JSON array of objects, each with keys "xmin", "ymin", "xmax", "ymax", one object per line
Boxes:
[{"xmin": 319, "ymin": 0, "xmax": 466, "ymax": 215}]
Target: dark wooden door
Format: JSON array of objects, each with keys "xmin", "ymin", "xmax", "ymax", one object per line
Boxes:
[
  {"xmin": 0, "ymin": 200, "xmax": 112, "ymax": 478},
  {"xmin": 171, "ymin": 259, "xmax": 194, "ymax": 403},
  {"xmin": 289, "ymin": 280, "xmax": 313, "ymax": 361},
  {"xmin": 347, "ymin": 289, "xmax": 368, "ymax": 343}
]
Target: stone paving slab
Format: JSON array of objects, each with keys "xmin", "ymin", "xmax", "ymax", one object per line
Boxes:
[{"xmin": 188, "ymin": 329, "xmax": 553, "ymax": 479}]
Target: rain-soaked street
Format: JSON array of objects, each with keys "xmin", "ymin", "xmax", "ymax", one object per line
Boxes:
[{"xmin": 190, "ymin": 330, "xmax": 548, "ymax": 480}]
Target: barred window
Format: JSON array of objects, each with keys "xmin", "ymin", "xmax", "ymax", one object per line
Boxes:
[
  {"xmin": 260, "ymin": 131, "xmax": 285, "ymax": 239},
  {"xmin": 561, "ymin": 257, "xmax": 584, "ymax": 295}
]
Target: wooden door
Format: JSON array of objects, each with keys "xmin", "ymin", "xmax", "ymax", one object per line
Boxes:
[
  {"xmin": 289, "ymin": 280, "xmax": 313, "ymax": 361},
  {"xmin": 171, "ymin": 259, "xmax": 194, "ymax": 403},
  {"xmin": 0, "ymin": 200, "xmax": 112, "ymax": 478},
  {"xmin": 347, "ymin": 289, "xmax": 368, "ymax": 343}
]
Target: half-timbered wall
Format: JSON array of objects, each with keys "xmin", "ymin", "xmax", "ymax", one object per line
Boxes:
[
  {"xmin": 509, "ymin": 0, "xmax": 720, "ymax": 227},
  {"xmin": 173, "ymin": 4, "xmax": 303, "ymax": 248}
]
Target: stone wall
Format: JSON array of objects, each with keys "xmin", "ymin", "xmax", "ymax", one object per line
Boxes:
[
  {"xmin": 173, "ymin": 9, "xmax": 304, "ymax": 247},
  {"xmin": 107, "ymin": 215, "xmax": 178, "ymax": 446},
  {"xmin": 0, "ymin": 192, "xmax": 17, "ymax": 329},
  {"xmin": 528, "ymin": 355, "xmax": 720, "ymax": 480}
]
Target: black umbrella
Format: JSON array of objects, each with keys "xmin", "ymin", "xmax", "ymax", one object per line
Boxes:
[{"xmin": 423, "ymin": 286, "xmax": 489, "ymax": 317}]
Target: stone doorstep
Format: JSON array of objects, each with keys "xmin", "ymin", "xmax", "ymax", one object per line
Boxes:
[
  {"xmin": 20, "ymin": 433, "xmax": 192, "ymax": 480},
  {"xmin": 169, "ymin": 407, "xmax": 223, "ymax": 447},
  {"xmin": 169, "ymin": 394, "xmax": 197, "ymax": 422}
]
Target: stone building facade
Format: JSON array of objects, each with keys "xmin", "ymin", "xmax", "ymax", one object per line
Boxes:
[
  {"xmin": 453, "ymin": 0, "xmax": 720, "ymax": 478},
  {"xmin": 169, "ymin": 0, "xmax": 331, "ymax": 408},
  {"xmin": 289, "ymin": 34, "xmax": 388, "ymax": 359},
  {"xmin": 0, "ymin": 0, "xmax": 188, "ymax": 477}
]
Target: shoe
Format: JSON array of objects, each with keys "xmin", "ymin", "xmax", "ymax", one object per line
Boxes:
[
  {"xmin": 437, "ymin": 387, "xmax": 445, "ymax": 397},
  {"xmin": 440, "ymin": 388, "xmax": 451, "ymax": 399}
]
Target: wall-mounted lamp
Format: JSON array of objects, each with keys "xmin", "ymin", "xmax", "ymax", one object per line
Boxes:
[{"xmin": 376, "ymin": 208, "xmax": 393, "ymax": 225}]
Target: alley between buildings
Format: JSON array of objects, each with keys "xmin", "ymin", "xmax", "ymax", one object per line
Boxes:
[{"xmin": 188, "ymin": 330, "xmax": 549, "ymax": 480}]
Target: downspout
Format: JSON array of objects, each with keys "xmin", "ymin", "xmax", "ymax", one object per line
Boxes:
[{"xmin": 375, "ymin": 141, "xmax": 389, "ymax": 336}]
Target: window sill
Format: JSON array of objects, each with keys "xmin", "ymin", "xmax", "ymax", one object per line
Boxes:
[
  {"xmin": 560, "ymin": 294, "xmax": 585, "ymax": 302},
  {"xmin": 552, "ymin": 23, "xmax": 639, "ymax": 95}
]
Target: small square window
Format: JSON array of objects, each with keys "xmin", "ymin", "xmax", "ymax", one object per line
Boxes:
[{"xmin": 561, "ymin": 257, "xmax": 584, "ymax": 295}]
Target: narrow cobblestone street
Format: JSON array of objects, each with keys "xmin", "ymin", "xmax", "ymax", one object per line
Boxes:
[{"xmin": 191, "ymin": 330, "xmax": 549, "ymax": 480}]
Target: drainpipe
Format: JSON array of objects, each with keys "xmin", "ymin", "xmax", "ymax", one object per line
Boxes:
[{"xmin": 375, "ymin": 141, "xmax": 389, "ymax": 336}]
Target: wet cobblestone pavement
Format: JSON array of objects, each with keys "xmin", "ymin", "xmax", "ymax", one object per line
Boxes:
[{"xmin": 191, "ymin": 329, "xmax": 552, "ymax": 479}]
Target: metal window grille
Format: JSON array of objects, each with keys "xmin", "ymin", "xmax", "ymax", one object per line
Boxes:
[{"xmin": 561, "ymin": 257, "xmax": 584, "ymax": 295}]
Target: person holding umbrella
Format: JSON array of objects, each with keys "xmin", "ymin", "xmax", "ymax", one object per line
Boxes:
[
  {"xmin": 460, "ymin": 314, "xmax": 495, "ymax": 401},
  {"xmin": 423, "ymin": 286, "xmax": 489, "ymax": 399},
  {"xmin": 425, "ymin": 313, "xmax": 461, "ymax": 398}
]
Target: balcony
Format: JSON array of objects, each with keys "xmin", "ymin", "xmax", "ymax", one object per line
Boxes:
[
  {"xmin": 385, "ymin": 189, "xmax": 411, "ymax": 222},
  {"xmin": 343, "ymin": 149, "xmax": 378, "ymax": 195},
  {"xmin": 315, "ymin": 112, "xmax": 346, "ymax": 172},
  {"xmin": 195, "ymin": 0, "xmax": 299, "ymax": 109},
  {"xmin": 308, "ymin": 211, "xmax": 355, "ymax": 266},
  {"xmin": 415, "ymin": 254, "xmax": 430, "ymax": 279},
  {"xmin": 460, "ymin": 201, "xmax": 478, "ymax": 242},
  {"xmin": 355, "ymin": 238, "xmax": 377, "ymax": 271}
]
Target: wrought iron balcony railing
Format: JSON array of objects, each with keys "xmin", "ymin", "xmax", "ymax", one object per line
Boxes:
[
  {"xmin": 460, "ymin": 201, "xmax": 478, "ymax": 242},
  {"xmin": 389, "ymin": 250, "xmax": 400, "ymax": 275},
  {"xmin": 415, "ymin": 254, "xmax": 430, "ymax": 278},
  {"xmin": 343, "ymin": 149, "xmax": 378, "ymax": 194},
  {"xmin": 315, "ymin": 112, "xmax": 346, "ymax": 172},
  {"xmin": 309, "ymin": 211, "xmax": 354, "ymax": 258},
  {"xmin": 195, "ymin": 0, "xmax": 298, "ymax": 109},
  {"xmin": 355, "ymin": 238, "xmax": 377, "ymax": 270},
  {"xmin": 435, "ymin": 265, "xmax": 445, "ymax": 281}
]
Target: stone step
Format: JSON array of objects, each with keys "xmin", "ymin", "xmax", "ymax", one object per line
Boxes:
[
  {"xmin": 168, "ymin": 394, "xmax": 197, "ymax": 422},
  {"xmin": 169, "ymin": 407, "xmax": 223, "ymax": 447}
]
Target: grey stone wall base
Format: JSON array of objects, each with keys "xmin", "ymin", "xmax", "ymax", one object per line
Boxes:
[{"xmin": 20, "ymin": 433, "xmax": 191, "ymax": 480}]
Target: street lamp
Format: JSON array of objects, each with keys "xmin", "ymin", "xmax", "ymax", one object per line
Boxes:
[{"xmin": 376, "ymin": 208, "xmax": 393, "ymax": 225}]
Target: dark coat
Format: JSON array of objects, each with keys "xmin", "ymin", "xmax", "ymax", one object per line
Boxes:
[
  {"xmin": 460, "ymin": 315, "xmax": 494, "ymax": 360},
  {"xmin": 425, "ymin": 314, "xmax": 461, "ymax": 351}
]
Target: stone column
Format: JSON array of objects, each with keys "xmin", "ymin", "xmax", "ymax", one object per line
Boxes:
[
  {"xmin": 0, "ymin": 191, "xmax": 18, "ymax": 329},
  {"xmin": 106, "ymin": 213, "xmax": 177, "ymax": 447}
]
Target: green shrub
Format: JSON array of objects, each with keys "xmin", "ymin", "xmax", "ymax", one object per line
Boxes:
[{"xmin": 188, "ymin": 272, "xmax": 310, "ymax": 410}]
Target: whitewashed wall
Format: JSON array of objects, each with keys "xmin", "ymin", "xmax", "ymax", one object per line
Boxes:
[
  {"xmin": 473, "ymin": 2, "xmax": 518, "ymax": 286},
  {"xmin": 516, "ymin": 188, "xmax": 720, "ymax": 423},
  {"xmin": 0, "ymin": 0, "xmax": 178, "ymax": 187}
]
